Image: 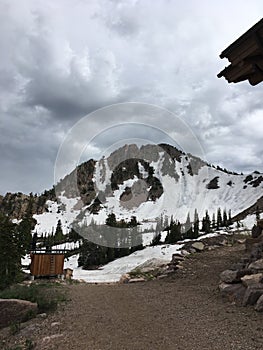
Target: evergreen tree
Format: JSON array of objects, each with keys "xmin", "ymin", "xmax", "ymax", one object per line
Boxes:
[
  {"xmin": 150, "ymin": 232, "xmax": 161, "ymax": 246},
  {"xmin": 0, "ymin": 215, "xmax": 23, "ymax": 289},
  {"xmin": 256, "ymin": 206, "xmax": 260, "ymax": 221},
  {"xmin": 106, "ymin": 213, "xmax": 117, "ymax": 227},
  {"xmin": 223, "ymin": 209, "xmax": 228, "ymax": 227},
  {"xmin": 228, "ymin": 209, "xmax": 232, "ymax": 226},
  {"xmin": 129, "ymin": 216, "xmax": 138, "ymax": 227},
  {"xmin": 202, "ymin": 211, "xmax": 211, "ymax": 234},
  {"xmin": 212, "ymin": 213, "xmax": 216, "ymax": 229},
  {"xmin": 31, "ymin": 232, "xmax": 38, "ymax": 251},
  {"xmin": 167, "ymin": 221, "xmax": 182, "ymax": 243},
  {"xmin": 193, "ymin": 209, "xmax": 199, "ymax": 238},
  {"xmin": 185, "ymin": 212, "xmax": 191, "ymax": 232},
  {"xmin": 205, "ymin": 211, "xmax": 211, "ymax": 233},
  {"xmin": 217, "ymin": 208, "xmax": 222, "ymax": 229},
  {"xmin": 55, "ymin": 219, "xmax": 64, "ymax": 243},
  {"xmin": 69, "ymin": 228, "xmax": 81, "ymax": 242}
]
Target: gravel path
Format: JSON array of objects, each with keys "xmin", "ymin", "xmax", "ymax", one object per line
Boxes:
[{"xmin": 2, "ymin": 243, "xmax": 263, "ymax": 350}]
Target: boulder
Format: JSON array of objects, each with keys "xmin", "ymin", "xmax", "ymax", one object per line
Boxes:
[
  {"xmin": 241, "ymin": 273, "xmax": 263, "ymax": 287},
  {"xmin": 252, "ymin": 225, "xmax": 262, "ymax": 238},
  {"xmin": 0, "ymin": 299, "xmax": 38, "ymax": 328},
  {"xmin": 128, "ymin": 278, "xmax": 145, "ymax": 283},
  {"xmin": 171, "ymin": 254, "xmax": 185, "ymax": 262},
  {"xmin": 119, "ymin": 274, "xmax": 130, "ymax": 284},
  {"xmin": 220, "ymin": 270, "xmax": 241, "ymax": 283},
  {"xmin": 248, "ymin": 258, "xmax": 263, "ymax": 271},
  {"xmin": 220, "ymin": 269, "xmax": 251, "ymax": 283},
  {"xmin": 242, "ymin": 283, "xmax": 263, "ymax": 306},
  {"xmin": 219, "ymin": 282, "xmax": 246, "ymax": 305},
  {"xmin": 191, "ymin": 242, "xmax": 205, "ymax": 252},
  {"xmin": 255, "ymin": 294, "xmax": 263, "ymax": 312}
]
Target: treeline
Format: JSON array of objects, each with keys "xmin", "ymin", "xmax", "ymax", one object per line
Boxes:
[
  {"xmin": 78, "ymin": 213, "xmax": 143, "ymax": 269},
  {"xmin": 0, "ymin": 213, "xmax": 35, "ymax": 290},
  {"xmin": 151, "ymin": 208, "xmax": 233, "ymax": 246}
]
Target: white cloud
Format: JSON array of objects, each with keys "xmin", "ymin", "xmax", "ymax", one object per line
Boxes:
[{"xmin": 1, "ymin": 0, "xmax": 263, "ymax": 193}]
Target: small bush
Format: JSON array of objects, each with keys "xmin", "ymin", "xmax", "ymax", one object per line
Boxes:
[{"xmin": 0, "ymin": 283, "xmax": 67, "ymax": 314}]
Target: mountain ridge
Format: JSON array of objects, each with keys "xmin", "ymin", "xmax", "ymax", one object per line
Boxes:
[{"xmin": 1, "ymin": 143, "xmax": 263, "ymax": 233}]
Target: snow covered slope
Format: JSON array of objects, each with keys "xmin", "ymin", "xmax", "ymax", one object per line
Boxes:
[{"xmin": 33, "ymin": 143, "xmax": 263, "ymax": 235}]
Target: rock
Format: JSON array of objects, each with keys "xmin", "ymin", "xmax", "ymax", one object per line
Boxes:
[
  {"xmin": 171, "ymin": 254, "xmax": 185, "ymax": 261},
  {"xmin": 191, "ymin": 242, "xmax": 205, "ymax": 251},
  {"xmin": 246, "ymin": 235, "xmax": 263, "ymax": 253},
  {"xmin": 188, "ymin": 248, "xmax": 197, "ymax": 254},
  {"xmin": 36, "ymin": 313, "xmax": 47, "ymax": 319},
  {"xmin": 220, "ymin": 269, "xmax": 251, "ymax": 283},
  {"xmin": 51, "ymin": 322, "xmax": 61, "ymax": 327},
  {"xmin": 180, "ymin": 250, "xmax": 191, "ymax": 256},
  {"xmin": 255, "ymin": 294, "xmax": 263, "ymax": 312},
  {"xmin": 128, "ymin": 278, "xmax": 145, "ymax": 283},
  {"xmin": 157, "ymin": 274, "xmax": 168, "ymax": 279},
  {"xmin": 252, "ymin": 225, "xmax": 262, "ymax": 238},
  {"xmin": 218, "ymin": 239, "xmax": 228, "ymax": 246},
  {"xmin": 242, "ymin": 283, "xmax": 263, "ymax": 306},
  {"xmin": 248, "ymin": 258, "xmax": 263, "ymax": 271},
  {"xmin": 219, "ymin": 282, "xmax": 246, "ymax": 305},
  {"xmin": 119, "ymin": 274, "xmax": 130, "ymax": 284},
  {"xmin": 241, "ymin": 273, "xmax": 263, "ymax": 287},
  {"xmin": 220, "ymin": 270, "xmax": 240, "ymax": 283},
  {"xmin": 258, "ymin": 219, "xmax": 263, "ymax": 229},
  {"xmin": 42, "ymin": 334, "xmax": 64, "ymax": 344},
  {"xmin": 0, "ymin": 299, "xmax": 38, "ymax": 328}
]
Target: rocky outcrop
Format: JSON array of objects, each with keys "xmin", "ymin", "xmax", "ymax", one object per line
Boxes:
[
  {"xmin": 219, "ymin": 222, "xmax": 263, "ymax": 311},
  {"xmin": 0, "ymin": 299, "xmax": 38, "ymax": 328}
]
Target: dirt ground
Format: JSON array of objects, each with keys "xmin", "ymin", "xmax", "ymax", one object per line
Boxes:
[{"xmin": 1, "ymin": 243, "xmax": 263, "ymax": 350}]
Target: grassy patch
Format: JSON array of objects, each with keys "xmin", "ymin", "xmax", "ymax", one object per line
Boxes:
[
  {"xmin": 129, "ymin": 268, "xmax": 162, "ymax": 280},
  {"xmin": 0, "ymin": 282, "xmax": 67, "ymax": 314}
]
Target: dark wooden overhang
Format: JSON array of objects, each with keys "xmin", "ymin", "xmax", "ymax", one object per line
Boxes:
[{"xmin": 218, "ymin": 18, "xmax": 263, "ymax": 85}]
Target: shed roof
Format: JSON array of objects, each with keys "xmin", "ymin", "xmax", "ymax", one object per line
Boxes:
[{"xmin": 218, "ymin": 18, "xmax": 263, "ymax": 85}]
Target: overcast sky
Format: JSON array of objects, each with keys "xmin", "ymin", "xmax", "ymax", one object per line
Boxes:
[{"xmin": 1, "ymin": 0, "xmax": 263, "ymax": 195}]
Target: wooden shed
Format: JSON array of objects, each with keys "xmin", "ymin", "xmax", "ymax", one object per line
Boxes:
[
  {"xmin": 30, "ymin": 251, "xmax": 64, "ymax": 278},
  {"xmin": 218, "ymin": 18, "xmax": 263, "ymax": 85}
]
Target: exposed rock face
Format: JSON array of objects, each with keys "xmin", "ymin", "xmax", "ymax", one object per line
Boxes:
[
  {"xmin": 0, "ymin": 190, "xmax": 56, "ymax": 220},
  {"xmin": 241, "ymin": 273, "xmax": 263, "ymax": 287},
  {"xmin": 220, "ymin": 269, "xmax": 248, "ymax": 284},
  {"xmin": 255, "ymin": 294, "xmax": 263, "ymax": 311},
  {"xmin": 248, "ymin": 258, "xmax": 263, "ymax": 272},
  {"xmin": 191, "ymin": 242, "xmax": 205, "ymax": 252},
  {"xmin": 219, "ymin": 282, "xmax": 246, "ymax": 305},
  {"xmin": 219, "ymin": 222, "xmax": 263, "ymax": 312},
  {"xmin": 0, "ymin": 299, "xmax": 38, "ymax": 328}
]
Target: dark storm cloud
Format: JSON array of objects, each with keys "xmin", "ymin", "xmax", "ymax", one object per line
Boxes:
[{"xmin": 1, "ymin": 0, "xmax": 263, "ymax": 194}]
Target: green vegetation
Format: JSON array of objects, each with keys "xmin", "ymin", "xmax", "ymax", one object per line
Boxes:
[
  {"xmin": 0, "ymin": 213, "xmax": 34, "ymax": 290},
  {"xmin": 0, "ymin": 282, "xmax": 67, "ymax": 314},
  {"xmin": 78, "ymin": 214, "xmax": 144, "ymax": 269}
]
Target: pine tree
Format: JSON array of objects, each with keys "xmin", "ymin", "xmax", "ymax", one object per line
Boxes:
[
  {"xmin": 55, "ymin": 219, "xmax": 64, "ymax": 243},
  {"xmin": 129, "ymin": 216, "xmax": 137, "ymax": 227},
  {"xmin": 256, "ymin": 206, "xmax": 260, "ymax": 221},
  {"xmin": 202, "ymin": 211, "xmax": 211, "ymax": 234},
  {"xmin": 0, "ymin": 215, "xmax": 23, "ymax": 289},
  {"xmin": 150, "ymin": 232, "xmax": 161, "ymax": 246},
  {"xmin": 223, "ymin": 209, "xmax": 228, "ymax": 227},
  {"xmin": 106, "ymin": 213, "xmax": 117, "ymax": 227},
  {"xmin": 205, "ymin": 211, "xmax": 211, "ymax": 233},
  {"xmin": 212, "ymin": 213, "xmax": 216, "ymax": 229},
  {"xmin": 185, "ymin": 212, "xmax": 191, "ymax": 233},
  {"xmin": 217, "ymin": 208, "xmax": 222, "ymax": 229},
  {"xmin": 228, "ymin": 209, "xmax": 232, "ymax": 226},
  {"xmin": 193, "ymin": 209, "xmax": 199, "ymax": 238}
]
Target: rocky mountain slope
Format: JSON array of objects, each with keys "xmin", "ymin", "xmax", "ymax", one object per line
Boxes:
[{"xmin": 1, "ymin": 143, "xmax": 263, "ymax": 234}]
